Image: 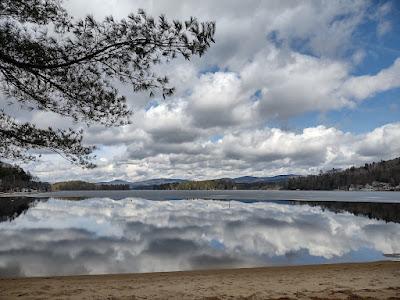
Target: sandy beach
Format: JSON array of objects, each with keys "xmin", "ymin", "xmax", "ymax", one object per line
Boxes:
[{"xmin": 0, "ymin": 261, "xmax": 399, "ymax": 299}]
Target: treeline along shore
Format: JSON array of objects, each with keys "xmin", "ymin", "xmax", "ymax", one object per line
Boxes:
[
  {"xmin": 286, "ymin": 157, "xmax": 400, "ymax": 191},
  {"xmin": 0, "ymin": 162, "xmax": 129, "ymax": 193},
  {"xmin": 1, "ymin": 157, "xmax": 400, "ymax": 193},
  {"xmin": 0, "ymin": 162, "xmax": 50, "ymax": 193},
  {"xmin": 51, "ymin": 181, "xmax": 129, "ymax": 191},
  {"xmin": 158, "ymin": 157, "xmax": 400, "ymax": 191}
]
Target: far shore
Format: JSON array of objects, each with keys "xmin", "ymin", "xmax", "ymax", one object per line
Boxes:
[
  {"xmin": 0, "ymin": 261, "xmax": 399, "ymax": 299},
  {"xmin": 1, "ymin": 189, "xmax": 400, "ymax": 204}
]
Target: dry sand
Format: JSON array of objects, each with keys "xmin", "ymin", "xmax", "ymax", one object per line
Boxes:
[{"xmin": 0, "ymin": 261, "xmax": 399, "ymax": 299}]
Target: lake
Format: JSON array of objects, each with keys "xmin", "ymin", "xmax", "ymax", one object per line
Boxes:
[
  {"xmin": 31, "ymin": 189, "xmax": 400, "ymax": 202},
  {"xmin": 1, "ymin": 190, "xmax": 400, "ymax": 277}
]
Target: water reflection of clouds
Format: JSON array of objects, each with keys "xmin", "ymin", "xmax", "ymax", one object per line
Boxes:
[{"xmin": 0, "ymin": 198, "xmax": 399, "ymax": 277}]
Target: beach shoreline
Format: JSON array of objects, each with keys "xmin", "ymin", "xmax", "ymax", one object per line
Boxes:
[
  {"xmin": 1, "ymin": 261, "xmax": 399, "ymax": 299},
  {"xmin": 0, "ymin": 192, "xmax": 42, "ymax": 198}
]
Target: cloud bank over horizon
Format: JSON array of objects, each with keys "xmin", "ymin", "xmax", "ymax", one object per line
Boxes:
[{"xmin": 3, "ymin": 0, "xmax": 400, "ymax": 182}]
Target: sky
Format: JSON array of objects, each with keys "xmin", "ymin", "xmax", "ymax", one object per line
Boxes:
[{"xmin": 6, "ymin": 0, "xmax": 400, "ymax": 182}]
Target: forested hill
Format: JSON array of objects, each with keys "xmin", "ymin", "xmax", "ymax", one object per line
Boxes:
[
  {"xmin": 157, "ymin": 177, "xmax": 291, "ymax": 190},
  {"xmin": 0, "ymin": 162, "xmax": 50, "ymax": 193},
  {"xmin": 287, "ymin": 157, "xmax": 400, "ymax": 191},
  {"xmin": 52, "ymin": 181, "xmax": 129, "ymax": 191},
  {"xmin": 158, "ymin": 158, "xmax": 400, "ymax": 191},
  {"xmin": 3, "ymin": 157, "xmax": 399, "ymax": 192}
]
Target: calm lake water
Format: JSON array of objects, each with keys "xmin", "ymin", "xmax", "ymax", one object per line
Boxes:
[{"xmin": 1, "ymin": 190, "xmax": 400, "ymax": 277}]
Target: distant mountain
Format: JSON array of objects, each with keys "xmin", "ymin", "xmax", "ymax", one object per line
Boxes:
[
  {"xmin": 96, "ymin": 178, "xmax": 187, "ymax": 189},
  {"xmin": 129, "ymin": 178, "xmax": 187, "ymax": 189},
  {"xmin": 232, "ymin": 176, "xmax": 260, "ymax": 183},
  {"xmin": 95, "ymin": 176, "xmax": 298, "ymax": 190},
  {"xmin": 233, "ymin": 175, "xmax": 297, "ymax": 184},
  {"xmin": 156, "ymin": 175, "xmax": 299, "ymax": 191},
  {"xmin": 51, "ymin": 157, "xmax": 400, "ymax": 191},
  {"xmin": 96, "ymin": 179, "xmax": 133, "ymax": 186}
]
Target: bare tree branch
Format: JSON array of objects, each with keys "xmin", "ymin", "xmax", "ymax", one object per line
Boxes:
[{"xmin": 0, "ymin": 0, "xmax": 216, "ymax": 167}]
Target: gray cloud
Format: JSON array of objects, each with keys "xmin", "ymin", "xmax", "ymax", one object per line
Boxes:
[{"xmin": 4, "ymin": 1, "xmax": 398, "ymax": 182}]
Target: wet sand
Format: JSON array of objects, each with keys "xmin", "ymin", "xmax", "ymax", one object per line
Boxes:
[{"xmin": 0, "ymin": 261, "xmax": 399, "ymax": 299}]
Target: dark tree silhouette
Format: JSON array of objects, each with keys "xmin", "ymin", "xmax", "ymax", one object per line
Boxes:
[
  {"xmin": 287, "ymin": 157, "xmax": 400, "ymax": 190},
  {"xmin": 0, "ymin": 0, "xmax": 215, "ymax": 167}
]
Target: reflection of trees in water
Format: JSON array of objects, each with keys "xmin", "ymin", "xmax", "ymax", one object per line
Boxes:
[
  {"xmin": 0, "ymin": 198, "xmax": 47, "ymax": 222},
  {"xmin": 290, "ymin": 201, "xmax": 400, "ymax": 224},
  {"xmin": 51, "ymin": 196, "xmax": 90, "ymax": 201}
]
